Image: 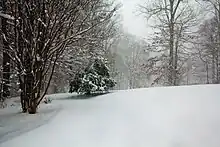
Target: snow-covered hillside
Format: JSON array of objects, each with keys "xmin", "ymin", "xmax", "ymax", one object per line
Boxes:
[{"xmin": 1, "ymin": 84, "xmax": 220, "ymax": 147}]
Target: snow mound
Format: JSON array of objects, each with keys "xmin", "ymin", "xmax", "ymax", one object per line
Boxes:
[{"xmin": 1, "ymin": 84, "xmax": 220, "ymax": 147}]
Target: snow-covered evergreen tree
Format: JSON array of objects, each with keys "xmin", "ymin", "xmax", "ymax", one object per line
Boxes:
[{"xmin": 70, "ymin": 58, "xmax": 116, "ymax": 94}]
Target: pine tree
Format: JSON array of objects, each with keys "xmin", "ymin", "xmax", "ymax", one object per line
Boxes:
[{"xmin": 70, "ymin": 58, "xmax": 116, "ymax": 94}]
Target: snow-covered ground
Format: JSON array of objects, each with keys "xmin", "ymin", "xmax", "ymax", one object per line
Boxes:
[
  {"xmin": 1, "ymin": 84, "xmax": 220, "ymax": 147},
  {"xmin": 0, "ymin": 93, "xmax": 76, "ymax": 143},
  {"xmin": 0, "ymin": 103, "xmax": 61, "ymax": 143}
]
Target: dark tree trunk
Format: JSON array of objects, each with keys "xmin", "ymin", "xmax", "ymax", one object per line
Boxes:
[
  {"xmin": 19, "ymin": 77, "xmax": 28, "ymax": 113},
  {"xmin": 26, "ymin": 53, "xmax": 37, "ymax": 114},
  {"xmin": 28, "ymin": 98, "xmax": 37, "ymax": 114},
  {"xmin": 3, "ymin": 52, "xmax": 10, "ymax": 98},
  {"xmin": 206, "ymin": 62, "xmax": 209, "ymax": 84},
  {"xmin": 26, "ymin": 73, "xmax": 37, "ymax": 114},
  {"xmin": 168, "ymin": 1, "xmax": 174, "ymax": 86},
  {"xmin": 2, "ymin": 0, "xmax": 10, "ymax": 98},
  {"xmin": 217, "ymin": 2, "xmax": 220, "ymax": 83}
]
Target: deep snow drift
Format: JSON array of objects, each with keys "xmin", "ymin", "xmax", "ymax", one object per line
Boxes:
[{"xmin": 1, "ymin": 84, "xmax": 220, "ymax": 147}]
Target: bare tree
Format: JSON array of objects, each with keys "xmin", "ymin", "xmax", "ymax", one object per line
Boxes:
[
  {"xmin": 140, "ymin": 0, "xmax": 198, "ymax": 86},
  {"xmin": 195, "ymin": 0, "xmax": 220, "ymax": 83},
  {"xmin": 58, "ymin": 4, "xmax": 121, "ymax": 89},
  {"xmin": 112, "ymin": 32, "xmax": 150, "ymax": 89},
  {"xmin": 1, "ymin": 0, "xmax": 118, "ymax": 113},
  {"xmin": 192, "ymin": 16, "xmax": 220, "ymax": 84}
]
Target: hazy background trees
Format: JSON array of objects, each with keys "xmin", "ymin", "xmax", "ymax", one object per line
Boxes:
[
  {"xmin": 191, "ymin": 0, "xmax": 220, "ymax": 84},
  {"xmin": 139, "ymin": 0, "xmax": 199, "ymax": 86},
  {"xmin": 112, "ymin": 0, "xmax": 219, "ymax": 87},
  {"xmin": 112, "ymin": 31, "xmax": 151, "ymax": 89}
]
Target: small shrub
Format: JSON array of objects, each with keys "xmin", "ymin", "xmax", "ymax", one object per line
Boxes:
[
  {"xmin": 69, "ymin": 58, "xmax": 116, "ymax": 95},
  {"xmin": 43, "ymin": 97, "xmax": 52, "ymax": 104}
]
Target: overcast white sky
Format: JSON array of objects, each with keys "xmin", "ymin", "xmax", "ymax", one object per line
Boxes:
[
  {"xmin": 119, "ymin": 0, "xmax": 207, "ymax": 39},
  {"xmin": 119, "ymin": 0, "xmax": 151, "ymax": 38}
]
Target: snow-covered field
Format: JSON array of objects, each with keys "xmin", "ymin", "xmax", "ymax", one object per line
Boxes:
[
  {"xmin": 1, "ymin": 84, "xmax": 220, "ymax": 147},
  {"xmin": 0, "ymin": 93, "xmax": 76, "ymax": 143}
]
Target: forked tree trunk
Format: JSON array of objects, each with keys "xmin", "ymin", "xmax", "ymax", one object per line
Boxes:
[{"xmin": 19, "ymin": 71, "xmax": 40, "ymax": 114}]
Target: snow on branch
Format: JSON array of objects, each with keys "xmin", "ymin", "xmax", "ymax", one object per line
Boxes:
[{"xmin": 0, "ymin": 12, "xmax": 14, "ymax": 20}]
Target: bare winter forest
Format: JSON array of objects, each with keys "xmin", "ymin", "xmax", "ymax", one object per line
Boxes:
[{"xmin": 0, "ymin": 0, "xmax": 219, "ymax": 114}]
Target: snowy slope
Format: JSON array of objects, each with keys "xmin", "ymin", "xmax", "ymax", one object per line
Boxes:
[
  {"xmin": 0, "ymin": 103, "xmax": 61, "ymax": 143},
  {"xmin": 0, "ymin": 93, "xmax": 78, "ymax": 143},
  {"xmin": 1, "ymin": 84, "xmax": 220, "ymax": 147}
]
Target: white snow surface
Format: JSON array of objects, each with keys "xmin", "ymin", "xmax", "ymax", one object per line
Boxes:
[
  {"xmin": 1, "ymin": 84, "xmax": 220, "ymax": 147},
  {"xmin": 0, "ymin": 93, "xmax": 76, "ymax": 143}
]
